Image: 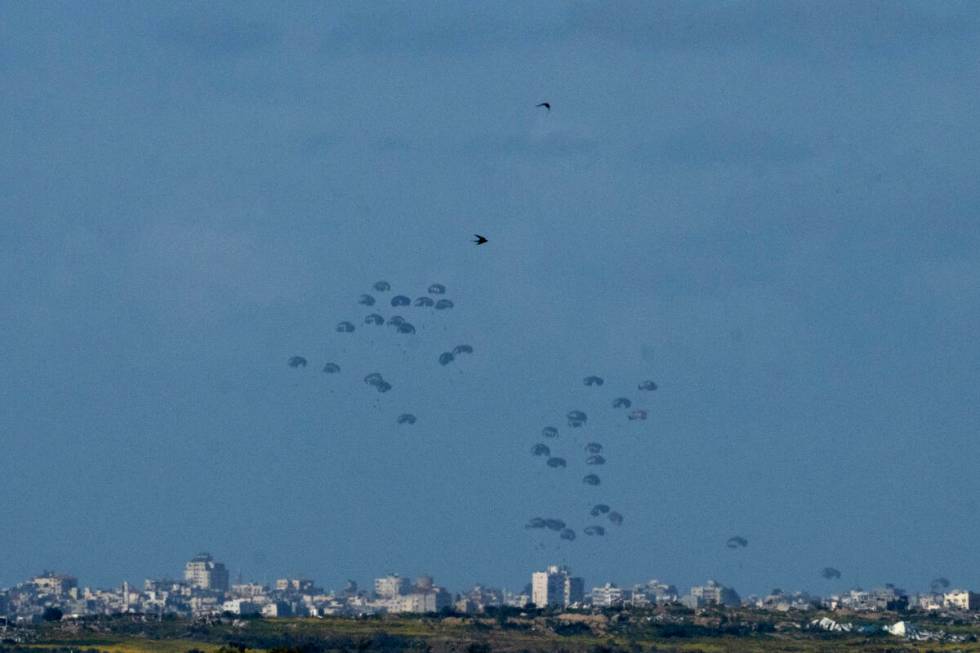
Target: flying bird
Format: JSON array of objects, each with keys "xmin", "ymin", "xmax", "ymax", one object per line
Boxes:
[
  {"xmin": 536, "ymin": 102, "xmax": 551, "ymax": 111},
  {"xmin": 473, "ymin": 234, "xmax": 488, "ymax": 245}
]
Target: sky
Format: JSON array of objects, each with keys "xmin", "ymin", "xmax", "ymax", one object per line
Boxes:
[{"xmin": 2, "ymin": 1, "xmax": 980, "ymax": 597}]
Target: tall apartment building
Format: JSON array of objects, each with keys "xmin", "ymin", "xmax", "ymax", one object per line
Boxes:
[
  {"xmin": 183, "ymin": 553, "xmax": 229, "ymax": 591},
  {"xmin": 531, "ymin": 565, "xmax": 584, "ymax": 608},
  {"xmin": 374, "ymin": 574, "xmax": 411, "ymax": 599}
]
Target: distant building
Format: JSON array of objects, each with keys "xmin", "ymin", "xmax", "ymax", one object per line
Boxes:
[
  {"xmin": 944, "ymin": 590, "xmax": 980, "ymax": 611},
  {"xmin": 682, "ymin": 580, "xmax": 740, "ymax": 608},
  {"xmin": 32, "ymin": 572, "xmax": 77, "ymax": 597},
  {"xmin": 532, "ymin": 565, "xmax": 584, "ymax": 608},
  {"xmin": 397, "ymin": 587, "xmax": 453, "ymax": 613},
  {"xmin": 275, "ymin": 578, "xmax": 316, "ymax": 594},
  {"xmin": 374, "ymin": 574, "xmax": 411, "ymax": 599},
  {"xmin": 632, "ymin": 579, "xmax": 678, "ymax": 605},
  {"xmin": 591, "ymin": 583, "xmax": 627, "ymax": 608},
  {"xmin": 183, "ymin": 553, "xmax": 229, "ymax": 591}
]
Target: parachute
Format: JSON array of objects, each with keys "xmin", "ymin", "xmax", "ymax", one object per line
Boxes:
[
  {"xmin": 288, "ymin": 356, "xmax": 308, "ymax": 368},
  {"xmin": 544, "ymin": 519, "xmax": 565, "ymax": 531},
  {"xmin": 541, "ymin": 426, "xmax": 559, "ymax": 439},
  {"xmin": 414, "ymin": 296, "xmax": 435, "ymax": 307},
  {"xmin": 546, "ymin": 457, "xmax": 567, "ymax": 468},
  {"xmin": 434, "ymin": 299, "xmax": 454, "ymax": 310},
  {"xmin": 358, "ymin": 294, "xmax": 376, "ymax": 306},
  {"xmin": 391, "ymin": 295, "xmax": 411, "ymax": 307},
  {"xmin": 525, "ymin": 517, "xmax": 547, "ymax": 529},
  {"xmin": 396, "ymin": 413, "xmax": 417, "ymax": 425},
  {"xmin": 612, "ymin": 397, "xmax": 632, "ymax": 409},
  {"xmin": 584, "ymin": 442, "xmax": 603, "ymax": 454},
  {"xmin": 583, "ymin": 375, "xmax": 604, "ymax": 387},
  {"xmin": 336, "ymin": 321, "xmax": 356, "ymax": 333},
  {"xmin": 559, "ymin": 528, "xmax": 576, "ymax": 541},
  {"xmin": 364, "ymin": 373, "xmax": 384, "ymax": 386},
  {"xmin": 584, "ymin": 526, "xmax": 606, "ymax": 536},
  {"xmin": 531, "ymin": 443, "xmax": 551, "ymax": 457},
  {"xmin": 628, "ymin": 409, "xmax": 648, "ymax": 421},
  {"xmin": 438, "ymin": 352, "xmax": 455, "ymax": 366},
  {"xmin": 387, "ymin": 316, "xmax": 406, "ymax": 327},
  {"xmin": 638, "ymin": 380, "xmax": 658, "ymax": 391},
  {"xmin": 397, "ymin": 322, "xmax": 416, "ymax": 334},
  {"xmin": 586, "ymin": 455, "xmax": 606, "ymax": 465},
  {"xmin": 322, "ymin": 362, "xmax": 341, "ymax": 374},
  {"xmin": 567, "ymin": 410, "xmax": 587, "ymax": 427},
  {"xmin": 428, "ymin": 283, "xmax": 446, "ymax": 295},
  {"xmin": 821, "ymin": 567, "xmax": 842, "ymax": 580},
  {"xmin": 376, "ymin": 381, "xmax": 393, "ymax": 393},
  {"xmin": 364, "ymin": 314, "xmax": 385, "ymax": 325},
  {"xmin": 373, "ymin": 281, "xmax": 391, "ymax": 292},
  {"xmin": 452, "ymin": 344, "xmax": 474, "ymax": 355},
  {"xmin": 590, "ymin": 504, "xmax": 610, "ymax": 516},
  {"xmin": 726, "ymin": 536, "xmax": 748, "ymax": 549},
  {"xmin": 607, "ymin": 511, "xmax": 623, "ymax": 526},
  {"xmin": 582, "ymin": 474, "xmax": 601, "ymax": 486}
]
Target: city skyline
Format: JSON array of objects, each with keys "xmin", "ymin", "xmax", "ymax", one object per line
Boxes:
[{"xmin": 4, "ymin": 1, "xmax": 980, "ymax": 597}]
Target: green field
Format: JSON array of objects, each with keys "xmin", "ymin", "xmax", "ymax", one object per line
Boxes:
[{"xmin": 5, "ymin": 612, "xmax": 980, "ymax": 653}]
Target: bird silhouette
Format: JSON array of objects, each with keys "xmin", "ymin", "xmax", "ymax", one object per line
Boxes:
[
  {"xmin": 536, "ymin": 102, "xmax": 551, "ymax": 111},
  {"xmin": 473, "ymin": 234, "xmax": 488, "ymax": 245}
]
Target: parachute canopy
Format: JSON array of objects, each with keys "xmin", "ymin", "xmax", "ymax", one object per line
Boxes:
[
  {"xmin": 612, "ymin": 397, "xmax": 632, "ymax": 408},
  {"xmin": 821, "ymin": 567, "xmax": 842, "ymax": 580},
  {"xmin": 584, "ymin": 525, "xmax": 606, "ymax": 536},
  {"xmin": 397, "ymin": 322, "xmax": 416, "ymax": 334},
  {"xmin": 438, "ymin": 352, "xmax": 455, "ymax": 366},
  {"xmin": 586, "ymin": 455, "xmax": 606, "ymax": 465},
  {"xmin": 544, "ymin": 518, "xmax": 565, "ymax": 531},
  {"xmin": 541, "ymin": 426, "xmax": 559, "ymax": 439},
  {"xmin": 546, "ymin": 457, "xmax": 567, "ymax": 468},
  {"xmin": 322, "ymin": 362, "xmax": 341, "ymax": 374},
  {"xmin": 628, "ymin": 409, "xmax": 648, "ymax": 421},
  {"xmin": 531, "ymin": 443, "xmax": 551, "ymax": 457},
  {"xmin": 726, "ymin": 536, "xmax": 748, "ymax": 549},
  {"xmin": 608, "ymin": 511, "xmax": 623, "ymax": 526},
  {"xmin": 364, "ymin": 313, "xmax": 384, "ymax": 325},
  {"xmin": 428, "ymin": 283, "xmax": 446, "ymax": 295},
  {"xmin": 583, "ymin": 375, "xmax": 604, "ymax": 387},
  {"xmin": 590, "ymin": 504, "xmax": 610, "ymax": 516},
  {"xmin": 373, "ymin": 281, "xmax": 391, "ymax": 292},
  {"xmin": 583, "ymin": 474, "xmax": 601, "ymax": 486},
  {"xmin": 396, "ymin": 413, "xmax": 417, "ymax": 425},
  {"xmin": 358, "ymin": 294, "xmax": 376, "ymax": 306},
  {"xmin": 559, "ymin": 528, "xmax": 576, "ymax": 541},
  {"xmin": 414, "ymin": 296, "xmax": 435, "ymax": 307},
  {"xmin": 567, "ymin": 410, "xmax": 587, "ymax": 427},
  {"xmin": 288, "ymin": 356, "xmax": 308, "ymax": 368},
  {"xmin": 391, "ymin": 295, "xmax": 411, "ymax": 307},
  {"xmin": 525, "ymin": 517, "xmax": 547, "ymax": 529},
  {"xmin": 387, "ymin": 316, "xmax": 405, "ymax": 326},
  {"xmin": 584, "ymin": 442, "xmax": 603, "ymax": 454},
  {"xmin": 452, "ymin": 344, "xmax": 474, "ymax": 355},
  {"xmin": 434, "ymin": 299, "xmax": 454, "ymax": 310},
  {"xmin": 336, "ymin": 321, "xmax": 355, "ymax": 333},
  {"xmin": 638, "ymin": 380, "xmax": 658, "ymax": 391}
]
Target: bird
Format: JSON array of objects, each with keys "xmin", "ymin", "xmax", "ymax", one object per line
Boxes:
[
  {"xmin": 536, "ymin": 102, "xmax": 551, "ymax": 111},
  {"xmin": 473, "ymin": 234, "xmax": 488, "ymax": 245}
]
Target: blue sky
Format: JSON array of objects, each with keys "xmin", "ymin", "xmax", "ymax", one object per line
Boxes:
[{"xmin": 2, "ymin": 1, "xmax": 979, "ymax": 595}]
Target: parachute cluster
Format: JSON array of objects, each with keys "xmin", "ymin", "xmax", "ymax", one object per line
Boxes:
[
  {"xmin": 525, "ymin": 373, "xmax": 660, "ymax": 545},
  {"xmin": 287, "ymin": 280, "xmax": 469, "ymax": 425}
]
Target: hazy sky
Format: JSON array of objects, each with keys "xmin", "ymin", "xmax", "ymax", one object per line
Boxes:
[{"xmin": 3, "ymin": 1, "xmax": 980, "ymax": 596}]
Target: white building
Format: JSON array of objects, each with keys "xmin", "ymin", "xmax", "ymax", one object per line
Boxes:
[
  {"xmin": 944, "ymin": 590, "xmax": 980, "ymax": 611},
  {"xmin": 183, "ymin": 553, "xmax": 229, "ymax": 591},
  {"xmin": 374, "ymin": 574, "xmax": 411, "ymax": 599},
  {"xmin": 591, "ymin": 583, "xmax": 627, "ymax": 608},
  {"xmin": 532, "ymin": 565, "xmax": 584, "ymax": 608}
]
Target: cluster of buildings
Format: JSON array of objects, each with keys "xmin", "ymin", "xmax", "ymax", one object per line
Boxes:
[{"xmin": 2, "ymin": 554, "xmax": 979, "ymax": 623}]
